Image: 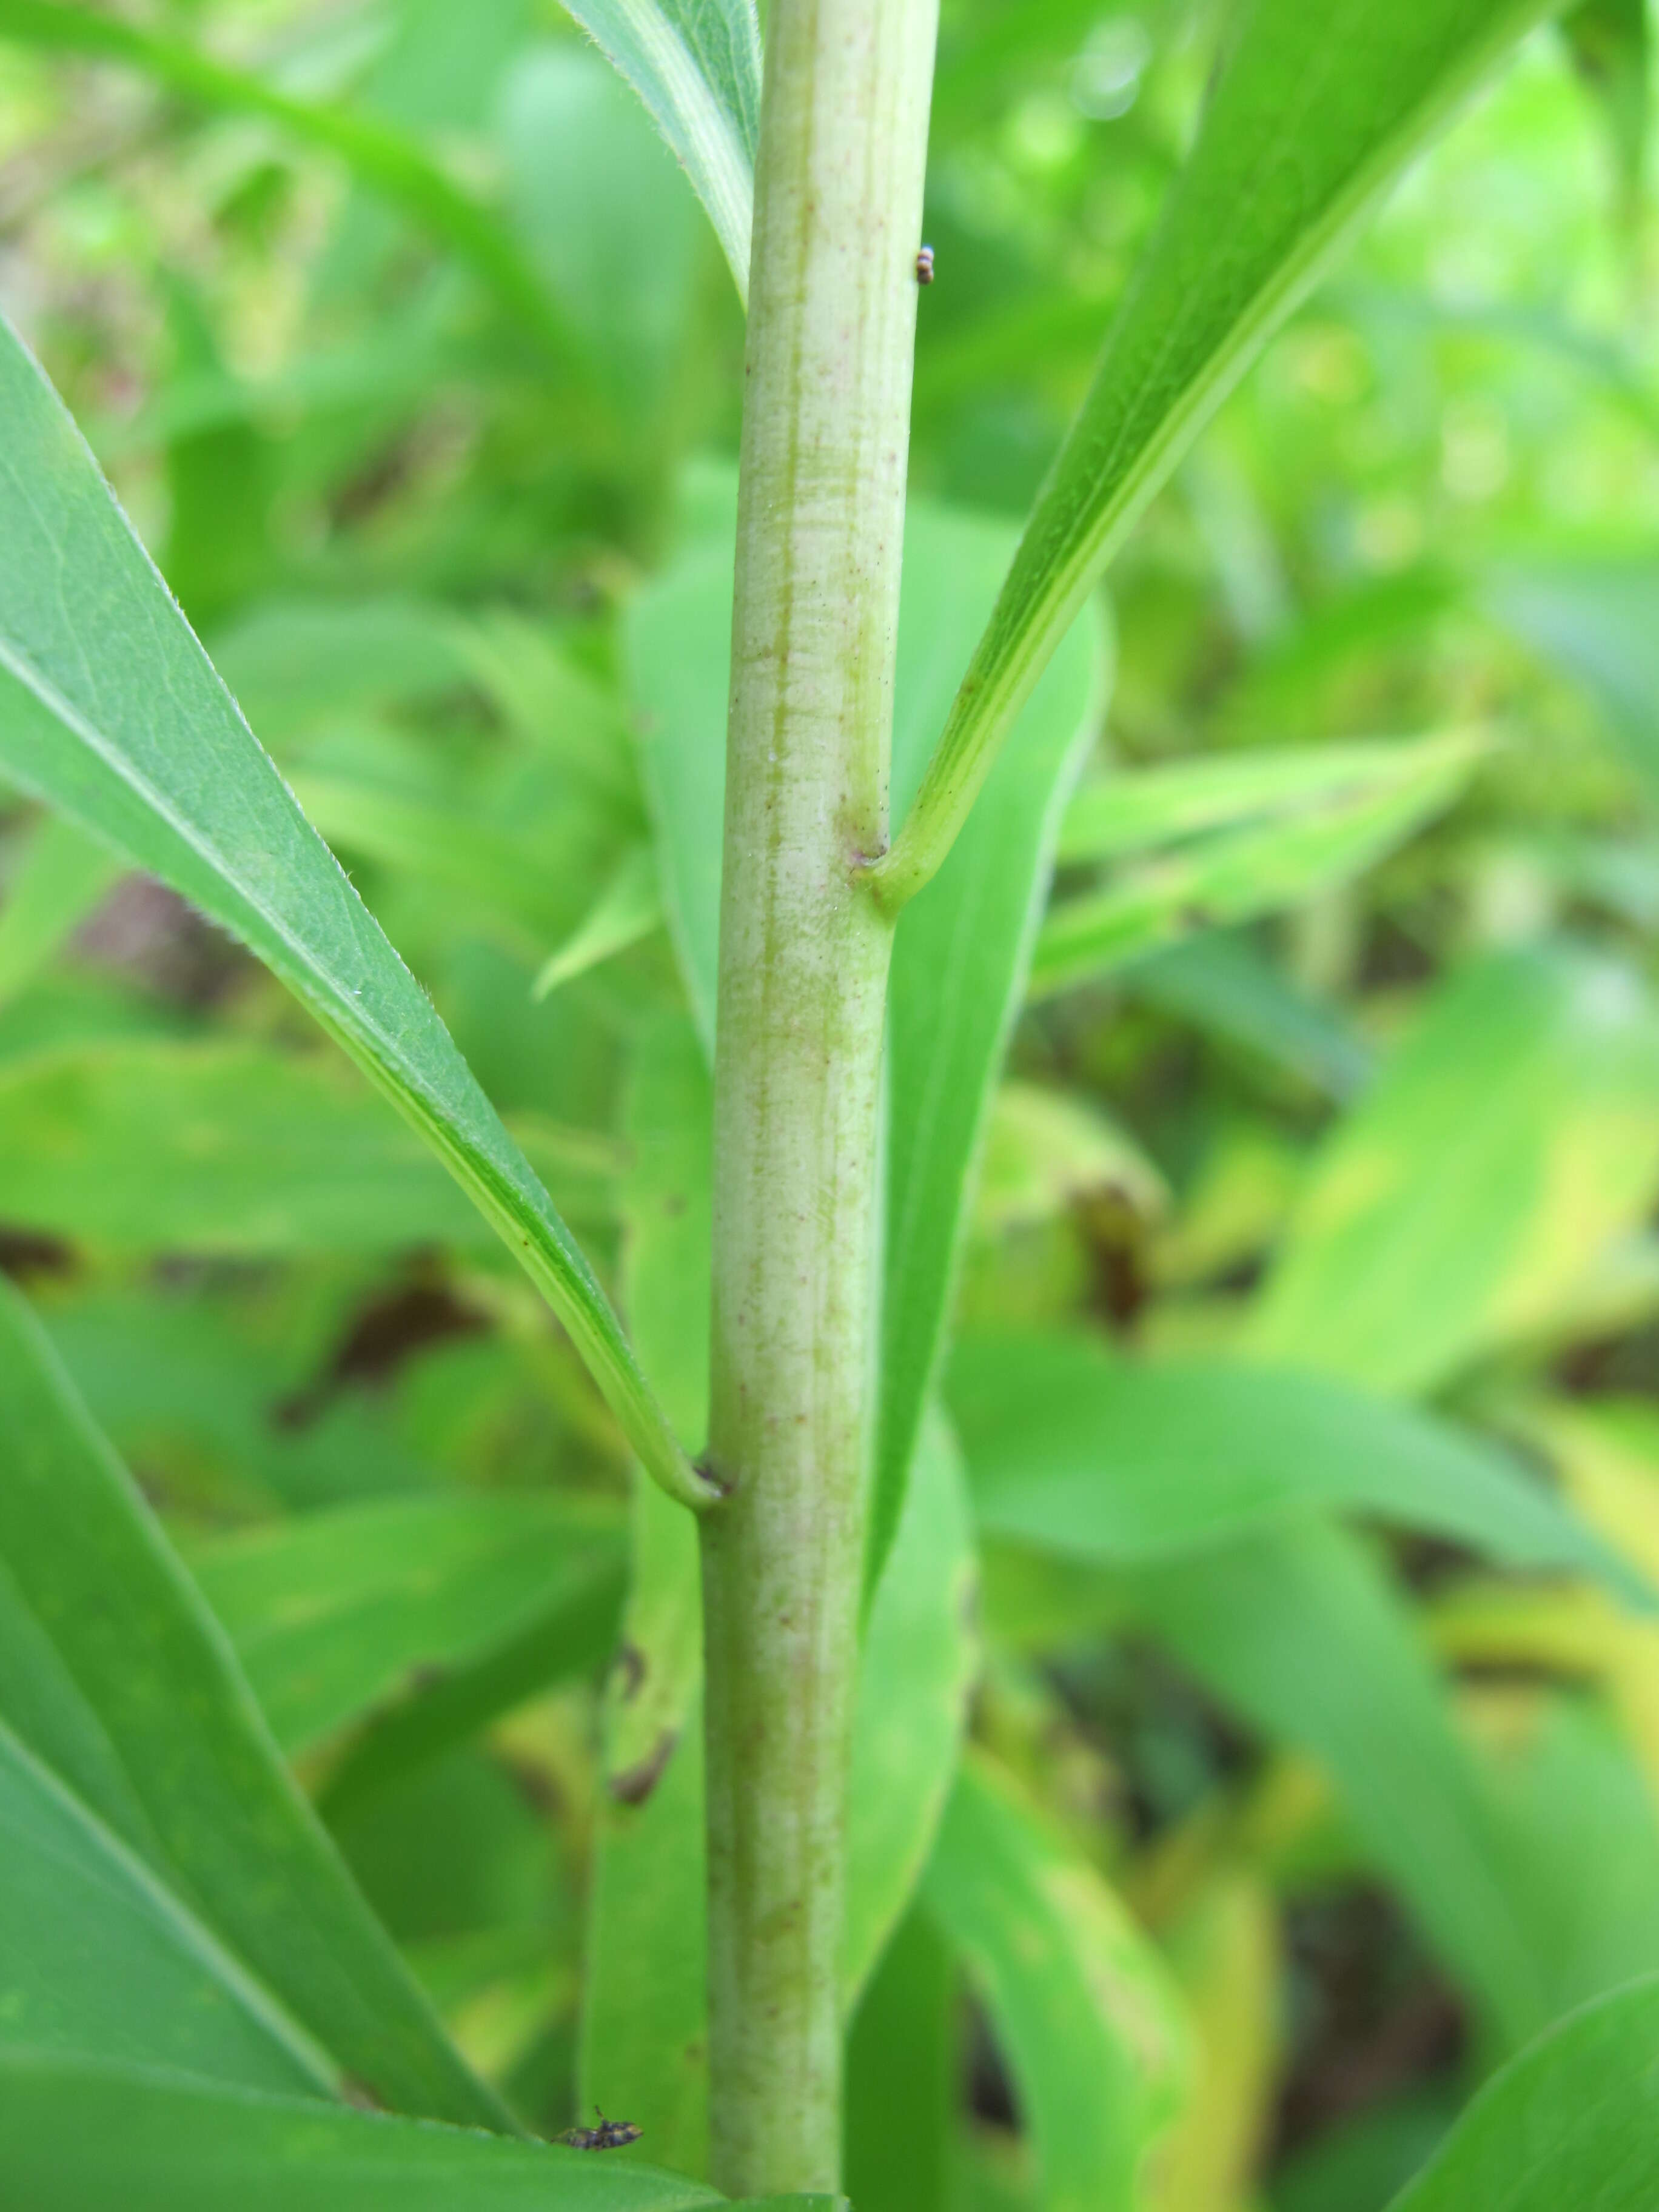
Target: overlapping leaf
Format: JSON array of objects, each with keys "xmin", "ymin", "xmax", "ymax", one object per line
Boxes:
[
  {"xmin": 192, "ymin": 1497, "xmax": 625, "ymax": 1757},
  {"xmin": 874, "ymin": 0, "xmax": 1560, "ymax": 903},
  {"xmin": 950, "ymin": 1329, "xmax": 1636, "ymax": 1590},
  {"xmin": 1386, "ymin": 1974, "xmax": 1659, "ymax": 2210},
  {"xmin": 1031, "ymin": 733, "xmax": 1480, "ymax": 1000},
  {"xmin": 1125, "ymin": 1522, "xmax": 1556, "ymax": 2046},
  {"xmin": 0, "ymin": 2054, "xmax": 839, "ymax": 2211},
  {"xmin": 0, "ymin": 1038, "xmax": 620, "ymax": 1255},
  {"xmin": 921, "ymin": 1757, "xmax": 1190, "ymax": 2212},
  {"xmin": 0, "ymin": 1279, "xmax": 503, "ymax": 2125},
  {"xmin": 557, "ymin": 0, "xmax": 761, "ymax": 300},
  {"xmin": 1252, "ymin": 944, "xmax": 1659, "ymax": 1395},
  {"xmin": 0, "ymin": 316, "xmax": 705, "ymax": 1509}
]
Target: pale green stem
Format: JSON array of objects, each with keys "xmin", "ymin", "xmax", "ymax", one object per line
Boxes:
[{"xmin": 700, "ymin": 0, "xmax": 938, "ymax": 2194}]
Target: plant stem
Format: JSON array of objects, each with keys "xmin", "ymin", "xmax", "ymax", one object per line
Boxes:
[{"xmin": 700, "ymin": 0, "xmax": 937, "ymax": 2193}]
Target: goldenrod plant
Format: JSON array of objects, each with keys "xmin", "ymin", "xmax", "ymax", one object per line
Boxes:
[{"xmin": 2, "ymin": 1, "xmax": 1659, "ymax": 2207}]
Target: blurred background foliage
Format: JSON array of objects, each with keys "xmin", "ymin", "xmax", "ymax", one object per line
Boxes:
[{"xmin": 2, "ymin": 1, "xmax": 1658, "ymax": 2207}]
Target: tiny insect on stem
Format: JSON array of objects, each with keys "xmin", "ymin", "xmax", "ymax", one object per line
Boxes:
[
  {"xmin": 915, "ymin": 243, "xmax": 934, "ymax": 284},
  {"xmin": 562, "ymin": 2108, "xmax": 643, "ymax": 2151}
]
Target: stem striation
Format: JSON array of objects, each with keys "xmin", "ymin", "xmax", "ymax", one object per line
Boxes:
[{"xmin": 700, "ymin": 0, "xmax": 937, "ymax": 2193}]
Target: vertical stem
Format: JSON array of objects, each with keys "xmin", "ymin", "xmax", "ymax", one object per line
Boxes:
[{"xmin": 700, "ymin": 0, "xmax": 937, "ymax": 2195}]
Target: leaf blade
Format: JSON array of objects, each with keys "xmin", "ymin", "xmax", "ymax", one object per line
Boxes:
[
  {"xmin": 1125, "ymin": 1521, "xmax": 1555, "ymax": 2046},
  {"xmin": 951, "ymin": 1332, "xmax": 1635, "ymax": 1592},
  {"xmin": 873, "ymin": 0, "xmax": 1557, "ymax": 905},
  {"xmin": 0, "ymin": 2053, "xmax": 736, "ymax": 2211},
  {"xmin": 558, "ymin": 0, "xmax": 760, "ymax": 301},
  {"xmin": 921, "ymin": 1756, "xmax": 1190, "ymax": 2212},
  {"xmin": 1386, "ymin": 1974, "xmax": 1659, "ymax": 2211},
  {"xmin": 191, "ymin": 1498, "xmax": 625, "ymax": 1757},
  {"xmin": 0, "ymin": 1278, "xmax": 504, "ymax": 2125},
  {"xmin": 0, "ymin": 314, "xmax": 707, "ymax": 1512}
]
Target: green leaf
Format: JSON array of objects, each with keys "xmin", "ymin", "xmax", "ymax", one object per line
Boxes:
[
  {"xmin": 206, "ymin": 598, "xmax": 472, "ymax": 745},
  {"xmin": 1031, "ymin": 733, "xmax": 1479, "ymax": 1000},
  {"xmin": 583, "ymin": 1685, "xmax": 712, "ymax": 2174},
  {"xmin": 42, "ymin": 1288, "xmax": 438, "ymax": 1518},
  {"xmin": 0, "ymin": 1278, "xmax": 503, "ymax": 2125},
  {"xmin": 950, "ymin": 1330, "xmax": 1634, "ymax": 1590},
  {"xmin": 921, "ymin": 1755, "xmax": 1190, "ymax": 2212},
  {"xmin": 1124, "ymin": 1522, "xmax": 1555, "ymax": 2046},
  {"xmin": 877, "ymin": 517, "xmax": 1107, "ymax": 1590},
  {"xmin": 557, "ymin": 0, "xmax": 761, "ymax": 302},
  {"xmin": 843, "ymin": 1908, "xmax": 956, "ymax": 2212},
  {"xmin": 534, "ymin": 846, "xmax": 664, "ymax": 999},
  {"xmin": 1477, "ymin": 1695, "xmax": 1659, "ymax": 2018},
  {"xmin": 843, "ymin": 1413, "xmax": 979, "ymax": 2009},
  {"xmin": 0, "ymin": 315, "xmax": 707, "ymax": 1512},
  {"xmin": 501, "ymin": 47, "xmax": 702, "ymax": 419},
  {"xmin": 1121, "ymin": 931, "xmax": 1372, "ymax": 1100},
  {"xmin": 0, "ymin": 1038, "xmax": 619, "ymax": 1255},
  {"xmin": 1055, "ymin": 734, "xmax": 1482, "ymax": 866},
  {"xmin": 289, "ymin": 774, "xmax": 570, "ymax": 942},
  {"xmin": 0, "ymin": 1721, "xmax": 332, "ymax": 2094},
  {"xmin": 872, "ymin": 0, "xmax": 1556, "ymax": 905},
  {"xmin": 1385, "ymin": 1974, "xmax": 1659, "ymax": 2211},
  {"xmin": 0, "ymin": 812, "xmax": 119, "ymax": 1007},
  {"xmin": 190, "ymin": 1498, "xmax": 626, "ymax": 1757},
  {"xmin": 1251, "ymin": 944, "xmax": 1659, "ymax": 1396},
  {"xmin": 0, "ymin": 2, "xmax": 571, "ymax": 364},
  {"xmin": 0, "ymin": 2053, "xmax": 757, "ymax": 2211},
  {"xmin": 627, "ymin": 532, "xmax": 735, "ymax": 1052},
  {"xmin": 457, "ymin": 608, "xmax": 646, "ymax": 818},
  {"xmin": 580, "ymin": 1016, "xmax": 715, "ymax": 2178}
]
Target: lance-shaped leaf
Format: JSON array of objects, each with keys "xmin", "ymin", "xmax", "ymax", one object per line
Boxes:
[
  {"xmin": 875, "ymin": 519, "xmax": 1105, "ymax": 1592},
  {"xmin": 558, "ymin": 0, "xmax": 761, "ymax": 302},
  {"xmin": 1386, "ymin": 1973, "xmax": 1659, "ymax": 2210},
  {"xmin": 190, "ymin": 1496, "xmax": 626, "ymax": 1758},
  {"xmin": 1252, "ymin": 944, "xmax": 1659, "ymax": 1397},
  {"xmin": 950, "ymin": 1331, "xmax": 1638, "ymax": 1597},
  {"xmin": 1125, "ymin": 1522, "xmax": 1556, "ymax": 2047},
  {"xmin": 1030, "ymin": 732, "xmax": 1476, "ymax": 999},
  {"xmin": 0, "ymin": 2053, "xmax": 840, "ymax": 2211},
  {"xmin": 534, "ymin": 845, "xmax": 664, "ymax": 999},
  {"xmin": 870, "ymin": 0, "xmax": 1558, "ymax": 907},
  {"xmin": 843, "ymin": 1908, "xmax": 956, "ymax": 2212},
  {"xmin": 1055, "ymin": 732, "xmax": 1482, "ymax": 866},
  {"xmin": 842, "ymin": 1414, "xmax": 979, "ymax": 2009},
  {"xmin": 580, "ymin": 1017, "xmax": 717, "ymax": 2180},
  {"xmin": 0, "ymin": 1278, "xmax": 503, "ymax": 2125},
  {"xmin": 922, "ymin": 1756, "xmax": 1190, "ymax": 2212},
  {"xmin": 0, "ymin": 317, "xmax": 709, "ymax": 1513},
  {"xmin": 0, "ymin": 1037, "xmax": 620, "ymax": 1256}
]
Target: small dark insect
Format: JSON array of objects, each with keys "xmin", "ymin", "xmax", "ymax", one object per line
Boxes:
[
  {"xmin": 563, "ymin": 2108, "xmax": 643, "ymax": 2151},
  {"xmin": 915, "ymin": 243, "xmax": 935, "ymax": 285}
]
